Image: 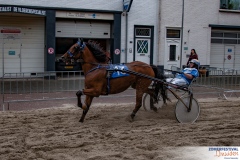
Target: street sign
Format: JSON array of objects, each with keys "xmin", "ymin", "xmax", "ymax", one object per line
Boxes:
[
  {"xmin": 123, "ymin": 0, "xmax": 133, "ymax": 12},
  {"xmin": 48, "ymin": 47, "xmax": 54, "ymax": 54},
  {"xmin": 114, "ymin": 49, "xmax": 121, "ymax": 55}
]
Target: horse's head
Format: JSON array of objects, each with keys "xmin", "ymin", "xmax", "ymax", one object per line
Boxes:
[{"xmin": 61, "ymin": 39, "xmax": 85, "ymax": 62}]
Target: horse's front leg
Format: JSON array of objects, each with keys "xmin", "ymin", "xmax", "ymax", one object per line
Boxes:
[
  {"xmin": 79, "ymin": 95, "xmax": 93, "ymax": 123},
  {"xmin": 76, "ymin": 90, "xmax": 83, "ymax": 108},
  {"xmin": 76, "ymin": 88, "xmax": 100, "ymax": 122},
  {"xmin": 131, "ymin": 90, "xmax": 144, "ymax": 120}
]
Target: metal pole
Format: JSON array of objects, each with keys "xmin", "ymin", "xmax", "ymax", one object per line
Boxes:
[
  {"xmin": 180, "ymin": 0, "xmax": 184, "ymax": 69},
  {"xmin": 125, "ymin": 11, "xmax": 128, "ymax": 63}
]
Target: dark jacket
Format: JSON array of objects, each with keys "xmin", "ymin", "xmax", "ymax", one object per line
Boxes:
[{"xmin": 187, "ymin": 54, "xmax": 198, "ymax": 65}]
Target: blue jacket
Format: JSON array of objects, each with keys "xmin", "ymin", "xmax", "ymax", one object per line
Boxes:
[{"xmin": 176, "ymin": 68, "xmax": 199, "ymax": 84}]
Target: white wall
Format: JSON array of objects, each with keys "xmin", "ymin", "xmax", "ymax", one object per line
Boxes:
[
  {"xmin": 3, "ymin": 0, "xmax": 240, "ymax": 68},
  {"xmin": 159, "ymin": 0, "xmax": 240, "ymax": 67},
  {"xmin": 121, "ymin": 0, "xmax": 159, "ymax": 63},
  {"xmin": 0, "ymin": 0, "xmax": 123, "ymax": 11}
]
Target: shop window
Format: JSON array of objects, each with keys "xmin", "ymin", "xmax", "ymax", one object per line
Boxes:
[
  {"xmin": 211, "ymin": 39, "xmax": 223, "ymax": 43},
  {"xmin": 224, "ymin": 32, "xmax": 237, "ymax": 38},
  {"xmin": 224, "ymin": 39, "xmax": 238, "ymax": 44},
  {"xmin": 211, "ymin": 32, "xmax": 223, "ymax": 37},
  {"xmin": 211, "ymin": 31, "xmax": 240, "ymax": 44}
]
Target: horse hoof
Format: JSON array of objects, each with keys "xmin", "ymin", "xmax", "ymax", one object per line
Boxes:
[
  {"xmin": 77, "ymin": 103, "xmax": 82, "ymax": 108},
  {"xmin": 79, "ymin": 119, "xmax": 84, "ymax": 123},
  {"xmin": 76, "ymin": 91, "xmax": 82, "ymax": 96},
  {"xmin": 125, "ymin": 115, "xmax": 134, "ymax": 122},
  {"xmin": 130, "ymin": 113, "xmax": 135, "ymax": 120},
  {"xmin": 151, "ymin": 106, "xmax": 158, "ymax": 112}
]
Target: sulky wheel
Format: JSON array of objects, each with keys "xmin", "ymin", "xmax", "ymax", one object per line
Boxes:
[
  {"xmin": 175, "ymin": 97, "xmax": 200, "ymax": 123},
  {"xmin": 142, "ymin": 93, "xmax": 164, "ymax": 111}
]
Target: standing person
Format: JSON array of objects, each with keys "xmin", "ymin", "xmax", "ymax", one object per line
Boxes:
[
  {"xmin": 186, "ymin": 49, "xmax": 198, "ymax": 66},
  {"xmin": 167, "ymin": 59, "xmax": 200, "ymax": 86}
]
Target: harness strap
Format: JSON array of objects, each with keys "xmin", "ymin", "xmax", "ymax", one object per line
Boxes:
[
  {"xmin": 107, "ymin": 76, "xmax": 110, "ymax": 95},
  {"xmin": 67, "ymin": 41, "xmax": 85, "ymax": 58},
  {"xmin": 85, "ymin": 64, "xmax": 111, "ymax": 95},
  {"xmin": 85, "ymin": 64, "xmax": 102, "ymax": 76}
]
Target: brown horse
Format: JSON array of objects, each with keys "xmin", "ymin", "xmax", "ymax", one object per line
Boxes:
[
  {"xmin": 61, "ymin": 40, "xmax": 111, "ymax": 64},
  {"xmin": 62, "ymin": 39, "xmax": 168, "ymax": 122}
]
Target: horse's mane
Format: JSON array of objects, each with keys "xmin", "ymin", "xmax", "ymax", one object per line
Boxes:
[{"xmin": 85, "ymin": 40, "xmax": 107, "ymax": 62}]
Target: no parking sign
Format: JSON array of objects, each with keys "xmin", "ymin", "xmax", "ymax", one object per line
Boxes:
[
  {"xmin": 227, "ymin": 55, "xmax": 231, "ymax": 60},
  {"xmin": 114, "ymin": 49, "xmax": 120, "ymax": 55},
  {"xmin": 48, "ymin": 47, "xmax": 54, "ymax": 54}
]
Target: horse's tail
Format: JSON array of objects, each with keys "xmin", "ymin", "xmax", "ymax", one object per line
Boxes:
[{"xmin": 151, "ymin": 65, "xmax": 169, "ymax": 103}]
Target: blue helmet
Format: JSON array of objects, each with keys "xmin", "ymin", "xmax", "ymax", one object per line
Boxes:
[{"xmin": 190, "ymin": 59, "xmax": 200, "ymax": 68}]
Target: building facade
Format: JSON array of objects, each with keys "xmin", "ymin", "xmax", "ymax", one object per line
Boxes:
[
  {"xmin": 0, "ymin": 0, "xmax": 123, "ymax": 77},
  {"xmin": 1, "ymin": 0, "xmax": 240, "ymax": 77},
  {"xmin": 159, "ymin": 0, "xmax": 240, "ymax": 70}
]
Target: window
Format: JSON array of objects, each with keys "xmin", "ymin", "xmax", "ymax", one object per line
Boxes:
[
  {"xmin": 135, "ymin": 28, "xmax": 151, "ymax": 37},
  {"xmin": 211, "ymin": 31, "xmax": 240, "ymax": 44},
  {"xmin": 220, "ymin": 0, "xmax": 240, "ymax": 10},
  {"xmin": 167, "ymin": 29, "xmax": 180, "ymax": 38},
  {"xmin": 136, "ymin": 40, "xmax": 149, "ymax": 54},
  {"xmin": 169, "ymin": 45, "xmax": 176, "ymax": 61}
]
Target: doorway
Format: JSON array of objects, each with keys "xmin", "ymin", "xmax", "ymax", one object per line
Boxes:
[
  {"xmin": 1, "ymin": 38, "xmax": 21, "ymax": 77},
  {"xmin": 134, "ymin": 27, "xmax": 153, "ymax": 64},
  {"xmin": 135, "ymin": 38, "xmax": 151, "ymax": 63}
]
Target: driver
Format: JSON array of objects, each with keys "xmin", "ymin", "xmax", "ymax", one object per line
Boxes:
[{"xmin": 166, "ymin": 59, "xmax": 200, "ymax": 86}]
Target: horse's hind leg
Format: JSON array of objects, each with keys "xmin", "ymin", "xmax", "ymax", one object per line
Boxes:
[
  {"xmin": 79, "ymin": 95, "xmax": 93, "ymax": 123},
  {"xmin": 131, "ymin": 90, "xmax": 144, "ymax": 120}
]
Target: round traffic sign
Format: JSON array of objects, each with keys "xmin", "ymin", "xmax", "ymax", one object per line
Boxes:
[
  {"xmin": 227, "ymin": 55, "xmax": 231, "ymax": 60},
  {"xmin": 114, "ymin": 49, "xmax": 120, "ymax": 55},
  {"xmin": 48, "ymin": 47, "xmax": 54, "ymax": 54}
]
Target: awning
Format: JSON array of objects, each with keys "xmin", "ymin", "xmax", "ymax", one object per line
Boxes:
[{"xmin": 209, "ymin": 24, "xmax": 240, "ymax": 29}]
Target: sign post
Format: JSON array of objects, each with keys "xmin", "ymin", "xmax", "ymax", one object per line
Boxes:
[{"xmin": 123, "ymin": 0, "xmax": 133, "ymax": 63}]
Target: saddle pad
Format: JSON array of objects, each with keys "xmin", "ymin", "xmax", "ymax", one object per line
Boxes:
[{"xmin": 108, "ymin": 64, "xmax": 129, "ymax": 78}]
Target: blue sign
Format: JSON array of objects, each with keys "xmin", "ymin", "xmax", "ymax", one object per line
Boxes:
[
  {"xmin": 8, "ymin": 51, "xmax": 15, "ymax": 55},
  {"xmin": 228, "ymin": 49, "xmax": 232, "ymax": 52},
  {"xmin": 123, "ymin": 0, "xmax": 133, "ymax": 12},
  {"xmin": 108, "ymin": 64, "xmax": 130, "ymax": 78}
]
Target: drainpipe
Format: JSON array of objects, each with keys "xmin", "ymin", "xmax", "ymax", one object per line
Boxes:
[
  {"xmin": 158, "ymin": 0, "xmax": 161, "ymax": 65},
  {"xmin": 180, "ymin": 0, "xmax": 184, "ymax": 69},
  {"xmin": 125, "ymin": 11, "xmax": 128, "ymax": 63}
]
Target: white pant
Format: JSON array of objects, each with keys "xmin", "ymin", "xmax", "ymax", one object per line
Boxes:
[{"xmin": 166, "ymin": 77, "xmax": 188, "ymax": 86}]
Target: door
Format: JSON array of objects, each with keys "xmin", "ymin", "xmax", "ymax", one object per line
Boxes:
[
  {"xmin": 164, "ymin": 40, "xmax": 180, "ymax": 70},
  {"xmin": 1, "ymin": 38, "xmax": 21, "ymax": 77},
  {"xmin": 224, "ymin": 45, "xmax": 234, "ymax": 70},
  {"xmin": 135, "ymin": 38, "xmax": 150, "ymax": 64}
]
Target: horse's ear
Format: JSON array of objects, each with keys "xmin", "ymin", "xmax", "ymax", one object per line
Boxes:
[{"xmin": 78, "ymin": 38, "xmax": 81, "ymax": 42}]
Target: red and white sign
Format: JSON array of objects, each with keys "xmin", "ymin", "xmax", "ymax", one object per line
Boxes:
[
  {"xmin": 114, "ymin": 49, "xmax": 121, "ymax": 55},
  {"xmin": 48, "ymin": 47, "xmax": 54, "ymax": 54},
  {"xmin": 1, "ymin": 28, "xmax": 21, "ymax": 34},
  {"xmin": 227, "ymin": 55, "xmax": 231, "ymax": 60}
]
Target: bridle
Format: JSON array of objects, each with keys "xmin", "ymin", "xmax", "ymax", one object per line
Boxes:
[
  {"xmin": 63, "ymin": 39, "xmax": 112, "ymax": 66},
  {"xmin": 66, "ymin": 40, "xmax": 85, "ymax": 59}
]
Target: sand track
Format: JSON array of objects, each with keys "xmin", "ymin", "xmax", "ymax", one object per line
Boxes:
[{"xmin": 0, "ymin": 98, "xmax": 240, "ymax": 160}]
